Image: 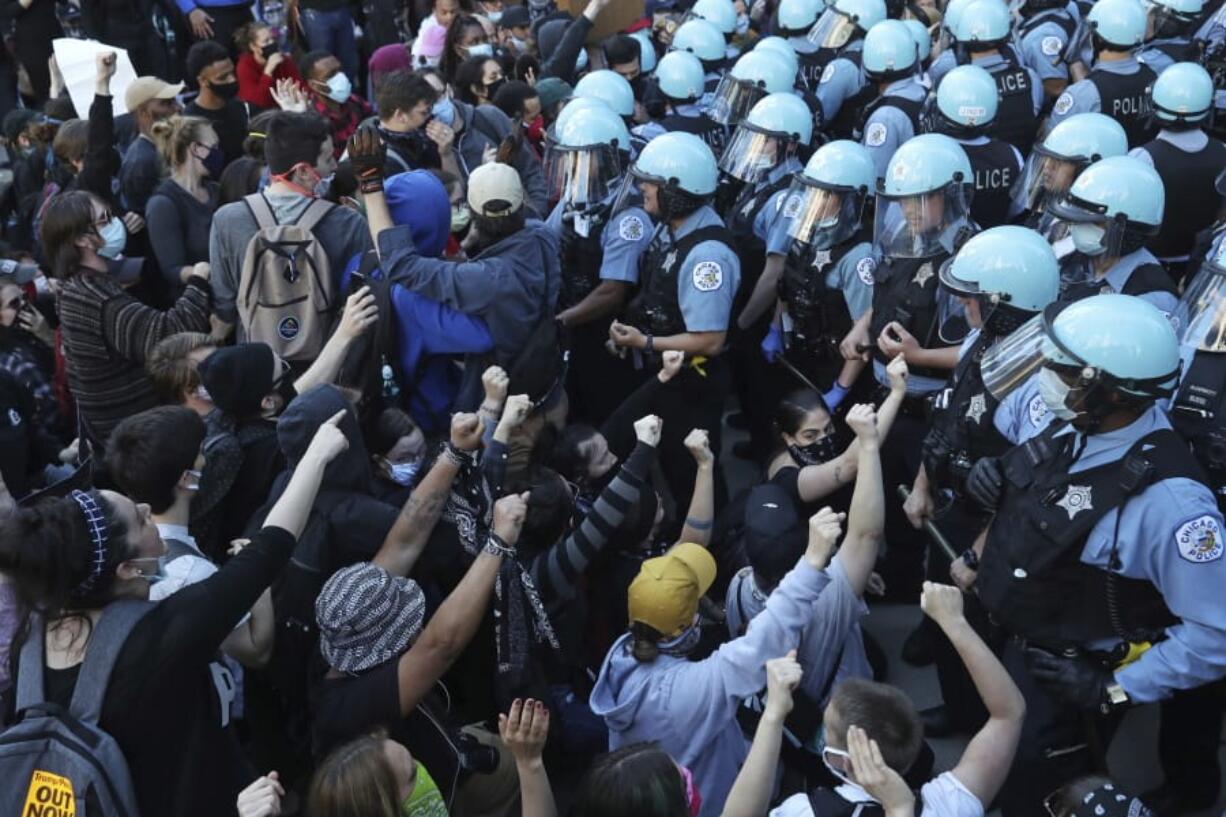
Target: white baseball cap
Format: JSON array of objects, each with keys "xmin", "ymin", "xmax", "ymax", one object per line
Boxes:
[{"xmin": 467, "ymin": 162, "xmax": 524, "ymax": 217}]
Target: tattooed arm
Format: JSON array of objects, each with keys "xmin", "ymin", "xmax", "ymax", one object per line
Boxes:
[{"xmin": 373, "ymin": 413, "xmax": 483, "ymax": 578}]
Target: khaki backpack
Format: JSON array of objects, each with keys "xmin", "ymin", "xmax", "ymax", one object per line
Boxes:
[{"xmin": 237, "ymin": 193, "xmax": 337, "ymax": 361}]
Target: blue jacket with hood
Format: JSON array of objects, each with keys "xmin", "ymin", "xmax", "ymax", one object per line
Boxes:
[{"xmin": 589, "ymin": 559, "xmax": 829, "ymax": 817}]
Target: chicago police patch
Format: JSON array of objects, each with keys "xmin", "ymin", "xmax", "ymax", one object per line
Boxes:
[
  {"xmin": 692, "ymin": 261, "xmax": 723, "ymax": 292},
  {"xmin": 1052, "ymin": 93, "xmax": 1074, "ymax": 116},
  {"xmin": 619, "ymin": 215, "xmax": 645, "ymax": 241},
  {"xmin": 1027, "ymin": 393, "xmax": 1049, "ymax": 429},
  {"xmin": 855, "ymin": 256, "xmax": 876, "ymax": 285},
  {"xmin": 1041, "ymin": 35, "xmax": 1062, "ymax": 57},
  {"xmin": 783, "ymin": 194, "xmax": 803, "ymax": 219},
  {"xmin": 865, "ymin": 122, "xmax": 888, "ymax": 147},
  {"xmin": 820, "ymin": 63, "xmax": 836, "ymax": 84},
  {"xmin": 1175, "ymin": 515, "xmax": 1224, "ymax": 563}
]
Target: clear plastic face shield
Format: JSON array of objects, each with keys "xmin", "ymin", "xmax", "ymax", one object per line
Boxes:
[
  {"xmin": 807, "ymin": 8, "xmax": 860, "ymax": 49},
  {"xmin": 707, "ymin": 75, "xmax": 767, "ymax": 125},
  {"xmin": 1174, "ymin": 259, "xmax": 1226, "ymax": 353},
  {"xmin": 543, "ymin": 143, "xmax": 624, "ymax": 207},
  {"xmin": 1046, "ymin": 194, "xmax": 1140, "ymax": 260},
  {"xmin": 610, "ymin": 165, "xmax": 658, "ymax": 218},
  {"xmin": 784, "ymin": 177, "xmax": 865, "ymax": 249},
  {"xmin": 718, "ymin": 125, "xmax": 785, "ymax": 183},
  {"xmin": 872, "ymin": 182, "xmax": 972, "ymax": 259},
  {"xmin": 1009, "ymin": 146, "xmax": 1083, "ymax": 215},
  {"xmin": 978, "ymin": 308, "xmax": 1055, "ymax": 399},
  {"xmin": 1146, "ymin": 0, "xmax": 1196, "ymax": 38},
  {"xmin": 936, "ymin": 257, "xmax": 982, "ymax": 341}
]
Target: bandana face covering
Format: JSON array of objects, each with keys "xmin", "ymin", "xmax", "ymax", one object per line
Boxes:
[
  {"xmin": 789, "ymin": 433, "xmax": 839, "ymax": 466},
  {"xmin": 402, "ymin": 761, "xmax": 448, "ymax": 817}
]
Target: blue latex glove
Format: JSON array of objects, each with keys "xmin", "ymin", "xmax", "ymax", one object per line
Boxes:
[
  {"xmin": 822, "ymin": 382, "xmax": 850, "ymax": 411},
  {"xmin": 761, "ymin": 324, "xmax": 784, "ymax": 362}
]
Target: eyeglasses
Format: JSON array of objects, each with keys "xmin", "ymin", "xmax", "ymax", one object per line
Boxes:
[{"xmin": 3, "ymin": 295, "xmax": 23, "ymax": 311}]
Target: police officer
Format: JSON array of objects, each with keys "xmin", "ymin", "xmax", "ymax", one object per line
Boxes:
[
  {"xmin": 573, "ymin": 69, "xmax": 637, "ymax": 128},
  {"xmin": 1008, "ymin": 112, "xmax": 1128, "ymax": 232},
  {"xmin": 635, "ymin": 50, "xmax": 730, "ymax": 154},
  {"xmin": 754, "ymin": 36, "xmax": 802, "ymax": 88},
  {"xmin": 719, "ymin": 92, "xmax": 814, "ymax": 456},
  {"xmin": 929, "ymin": 0, "xmax": 1044, "ymax": 155},
  {"xmin": 767, "ymin": 140, "xmax": 879, "ymax": 410},
  {"xmin": 1015, "ymin": 0, "xmax": 1081, "ymax": 102},
  {"xmin": 1048, "ymin": 0, "xmax": 1156, "ymax": 147},
  {"xmin": 903, "ymin": 18, "xmax": 934, "ymax": 81},
  {"xmin": 809, "ymin": 0, "xmax": 890, "ymax": 138},
  {"xmin": 670, "ymin": 18, "xmax": 730, "ymax": 104},
  {"xmin": 961, "ymin": 293, "xmax": 1226, "ymax": 817},
  {"xmin": 1130, "ymin": 62, "xmax": 1226, "ymax": 281},
  {"xmin": 1138, "ymin": 0, "xmax": 1205, "ymax": 73},
  {"xmin": 1046, "ymin": 155, "xmax": 1178, "ymax": 315},
  {"xmin": 608, "ymin": 131, "xmax": 741, "ymax": 509},
  {"xmin": 858, "ymin": 20, "xmax": 929, "ymax": 180},
  {"xmin": 689, "ymin": 0, "xmax": 744, "ymax": 60},
  {"xmin": 546, "ymin": 103, "xmax": 653, "ymax": 424},
  {"xmin": 705, "ymin": 48, "xmax": 798, "ymax": 129},
  {"xmin": 773, "ymin": 0, "xmax": 830, "ymax": 89},
  {"xmin": 903, "ymin": 226, "xmax": 1061, "ymax": 735}
]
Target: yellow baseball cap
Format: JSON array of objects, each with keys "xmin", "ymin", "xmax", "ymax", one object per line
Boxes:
[{"xmin": 628, "ymin": 542, "xmax": 717, "ymax": 638}]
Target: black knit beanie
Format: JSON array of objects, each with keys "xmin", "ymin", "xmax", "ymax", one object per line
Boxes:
[{"xmin": 197, "ymin": 342, "xmax": 275, "ymax": 418}]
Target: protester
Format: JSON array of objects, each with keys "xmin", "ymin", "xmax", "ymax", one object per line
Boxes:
[
  {"xmin": 300, "ymin": 49, "xmax": 374, "ymax": 157},
  {"xmin": 120, "ymin": 77, "xmax": 185, "ymax": 217},
  {"xmin": 184, "ymin": 40, "xmax": 250, "ymax": 167},
  {"xmin": 234, "ymin": 22, "xmax": 303, "ymax": 110},
  {"xmin": 146, "ymin": 116, "xmax": 221, "ymax": 290}
]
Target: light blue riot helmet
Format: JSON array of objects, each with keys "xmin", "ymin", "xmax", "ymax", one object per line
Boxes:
[
  {"xmin": 1174, "ymin": 240, "xmax": 1226, "ymax": 352},
  {"xmin": 707, "ymin": 49, "xmax": 797, "ymax": 125},
  {"xmin": 902, "ymin": 19, "xmax": 932, "ymax": 65},
  {"xmin": 950, "ymin": 0, "xmax": 1012, "ymax": 49},
  {"xmin": 1146, "ymin": 0, "xmax": 1204, "ymax": 36},
  {"xmin": 862, "ymin": 19, "xmax": 919, "ymax": 81},
  {"xmin": 573, "ymin": 70, "xmax": 635, "ymax": 117},
  {"xmin": 807, "ymin": 0, "xmax": 888, "ymax": 50},
  {"xmin": 1010, "ymin": 112, "xmax": 1128, "ymax": 214},
  {"xmin": 776, "ymin": 0, "xmax": 826, "ymax": 34},
  {"xmin": 754, "ymin": 37, "xmax": 801, "ymax": 80},
  {"xmin": 874, "ymin": 133, "xmax": 975, "ymax": 258},
  {"xmin": 654, "ymin": 50, "xmax": 706, "ymax": 102},
  {"xmin": 719, "ymin": 92, "xmax": 813, "ymax": 181},
  {"xmin": 630, "ymin": 29, "xmax": 658, "ymax": 73},
  {"xmin": 614, "ymin": 131, "xmax": 720, "ymax": 221},
  {"xmin": 671, "ymin": 18, "xmax": 728, "ymax": 67},
  {"xmin": 1046, "ymin": 155, "xmax": 1164, "ymax": 258},
  {"xmin": 784, "ymin": 139, "xmax": 876, "ymax": 248},
  {"xmin": 1085, "ymin": 0, "xmax": 1148, "ymax": 51},
  {"xmin": 1150, "ymin": 61, "xmax": 1214, "ymax": 128},
  {"xmin": 689, "ymin": 0, "xmax": 739, "ymax": 35},
  {"xmin": 922, "ymin": 64, "xmax": 998, "ymax": 137},
  {"xmin": 939, "ymin": 225, "xmax": 1060, "ymax": 336},
  {"xmin": 981, "ymin": 294, "xmax": 1181, "ymax": 413},
  {"xmin": 552, "ymin": 96, "xmax": 614, "ymax": 138},
  {"xmin": 546, "ymin": 104, "xmax": 633, "ymax": 206},
  {"xmin": 938, "ymin": 0, "xmax": 976, "ymax": 50}
]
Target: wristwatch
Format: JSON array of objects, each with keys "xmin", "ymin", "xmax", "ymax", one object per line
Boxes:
[
  {"xmin": 1103, "ymin": 680, "xmax": 1129, "ymax": 713},
  {"xmin": 960, "ymin": 548, "xmax": 979, "ymax": 571}
]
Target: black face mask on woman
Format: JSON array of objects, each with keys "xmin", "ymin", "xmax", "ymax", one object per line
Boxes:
[{"xmin": 788, "ymin": 434, "xmax": 840, "ymax": 466}]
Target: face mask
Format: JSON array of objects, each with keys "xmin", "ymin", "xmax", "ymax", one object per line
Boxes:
[
  {"xmin": 95, "ymin": 216, "xmax": 127, "ymax": 260},
  {"xmin": 1038, "ymin": 366, "xmax": 1079, "ymax": 420},
  {"xmin": 127, "ymin": 556, "xmax": 167, "ymax": 585},
  {"xmin": 261, "ymin": 42, "xmax": 279, "ymax": 59},
  {"xmin": 484, "ymin": 77, "xmax": 506, "ymax": 98},
  {"xmin": 402, "ymin": 761, "xmax": 448, "ymax": 817},
  {"xmin": 735, "ymin": 12, "xmax": 750, "ymax": 35},
  {"xmin": 466, "ymin": 42, "xmax": 494, "ymax": 58},
  {"xmin": 658, "ymin": 621, "xmax": 702, "ymax": 656},
  {"xmin": 389, "ymin": 460, "xmax": 420, "ymax": 486},
  {"xmin": 198, "ymin": 143, "xmax": 225, "ymax": 178},
  {"xmin": 183, "ymin": 468, "xmax": 202, "ymax": 493},
  {"xmin": 677, "ymin": 764, "xmax": 702, "ymax": 817},
  {"xmin": 194, "ymin": 383, "xmax": 212, "ymax": 403},
  {"xmin": 432, "ymin": 96, "xmax": 456, "ymax": 127},
  {"xmin": 316, "ymin": 172, "xmax": 335, "ymax": 198},
  {"xmin": 789, "ymin": 433, "xmax": 839, "ymax": 466},
  {"xmin": 210, "ymin": 79, "xmax": 240, "ymax": 99},
  {"xmin": 486, "ymin": 9, "xmax": 502, "ymax": 22},
  {"xmin": 819, "ymin": 744, "xmax": 856, "ymax": 788},
  {"xmin": 325, "ymin": 72, "xmax": 352, "ymax": 103},
  {"xmin": 510, "ymin": 35, "xmax": 529, "ymax": 52},
  {"xmin": 1069, "ymin": 222, "xmax": 1107, "ymax": 256},
  {"xmin": 451, "ymin": 203, "xmax": 471, "ymax": 231}
]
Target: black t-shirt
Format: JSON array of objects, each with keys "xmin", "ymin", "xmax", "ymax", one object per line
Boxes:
[
  {"xmin": 8, "ymin": 526, "xmax": 297, "ymax": 817},
  {"xmin": 183, "ymin": 99, "xmax": 249, "ymax": 169}
]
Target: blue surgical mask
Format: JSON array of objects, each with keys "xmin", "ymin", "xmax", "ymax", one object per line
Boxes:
[
  {"xmin": 510, "ymin": 35, "xmax": 529, "ymax": 52},
  {"xmin": 389, "ymin": 460, "xmax": 420, "ymax": 486},
  {"xmin": 96, "ymin": 216, "xmax": 127, "ymax": 260},
  {"xmin": 326, "ymin": 72, "xmax": 352, "ymax": 103},
  {"xmin": 432, "ymin": 96, "xmax": 456, "ymax": 126},
  {"xmin": 315, "ymin": 172, "xmax": 335, "ymax": 198},
  {"xmin": 735, "ymin": 12, "xmax": 750, "ymax": 35},
  {"xmin": 466, "ymin": 42, "xmax": 494, "ymax": 58},
  {"xmin": 486, "ymin": 9, "xmax": 502, "ymax": 22},
  {"xmin": 129, "ymin": 556, "xmax": 167, "ymax": 585}
]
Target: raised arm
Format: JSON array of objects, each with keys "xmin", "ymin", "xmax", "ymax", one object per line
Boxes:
[
  {"xmin": 679, "ymin": 428, "xmax": 715, "ymax": 547},
  {"xmin": 600, "ymin": 350, "xmax": 683, "ymax": 458},
  {"xmin": 374, "ymin": 413, "xmax": 482, "ymax": 577},
  {"xmin": 835, "ymin": 404, "xmax": 885, "ymax": 596},
  {"xmin": 293, "ymin": 287, "xmax": 378, "ymax": 395},
  {"xmin": 396, "ymin": 492, "xmax": 529, "ymax": 715},
  {"xmin": 498, "ymin": 700, "xmax": 558, "ymax": 817},
  {"xmin": 923, "ymin": 582, "xmax": 1025, "ymax": 806},
  {"xmin": 720, "ymin": 652, "xmax": 803, "ymax": 817}
]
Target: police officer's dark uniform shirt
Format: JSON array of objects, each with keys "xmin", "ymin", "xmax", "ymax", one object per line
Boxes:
[
  {"xmin": 1059, "ymin": 245, "xmax": 1181, "ymax": 316},
  {"xmin": 634, "ymin": 102, "xmax": 729, "ymax": 155},
  {"xmin": 640, "ymin": 207, "xmax": 743, "ymax": 334},
  {"xmin": 956, "ymin": 135, "xmax": 1025, "ymax": 228},
  {"xmin": 1138, "ymin": 35, "xmax": 1198, "ymax": 75},
  {"xmin": 545, "ymin": 194, "xmax": 653, "ymax": 290},
  {"xmin": 930, "ymin": 51, "xmax": 1045, "ymax": 115},
  {"xmin": 766, "ymin": 197, "xmax": 876, "ymax": 322},
  {"xmin": 1129, "ymin": 129, "xmax": 1226, "ymax": 262},
  {"xmin": 1047, "ymin": 55, "xmax": 1156, "ymax": 145}
]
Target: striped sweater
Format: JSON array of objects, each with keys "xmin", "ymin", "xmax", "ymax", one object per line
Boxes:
[{"xmin": 57, "ymin": 270, "xmax": 211, "ymax": 448}]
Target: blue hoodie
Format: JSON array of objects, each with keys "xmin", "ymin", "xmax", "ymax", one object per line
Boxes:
[{"xmin": 590, "ymin": 559, "xmax": 829, "ymax": 817}]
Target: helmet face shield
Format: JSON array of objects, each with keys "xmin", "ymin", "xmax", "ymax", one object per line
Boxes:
[
  {"xmin": 808, "ymin": 8, "xmax": 859, "ymax": 49},
  {"xmin": 872, "ymin": 183, "xmax": 971, "ymax": 258},
  {"xmin": 784, "ymin": 177, "xmax": 865, "ymax": 248},
  {"xmin": 719, "ymin": 125, "xmax": 783, "ymax": 183},
  {"xmin": 1175, "ymin": 262, "xmax": 1226, "ymax": 353},
  {"xmin": 1009, "ymin": 146, "xmax": 1082, "ymax": 214},
  {"xmin": 544, "ymin": 143, "xmax": 624, "ymax": 206},
  {"xmin": 979, "ymin": 310, "xmax": 1051, "ymax": 399},
  {"xmin": 707, "ymin": 74, "xmax": 766, "ymax": 125},
  {"xmin": 1046, "ymin": 193, "xmax": 1132, "ymax": 258}
]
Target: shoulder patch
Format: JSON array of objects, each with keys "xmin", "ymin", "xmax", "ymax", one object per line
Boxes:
[
  {"xmin": 783, "ymin": 193, "xmax": 803, "ymax": 219},
  {"xmin": 855, "ymin": 255, "xmax": 876, "ymax": 285},
  {"xmin": 692, "ymin": 260, "xmax": 724, "ymax": 292},
  {"xmin": 618, "ymin": 214, "xmax": 645, "ymax": 241},
  {"xmin": 1041, "ymin": 35, "xmax": 1062, "ymax": 57},
  {"xmin": 7, "ymin": 407, "xmax": 19, "ymax": 427},
  {"xmin": 1053, "ymin": 92, "xmax": 1074, "ymax": 116},
  {"xmin": 1027, "ymin": 393, "xmax": 1049, "ymax": 430},
  {"xmin": 820, "ymin": 62, "xmax": 836, "ymax": 85},
  {"xmin": 865, "ymin": 121, "xmax": 888, "ymax": 148},
  {"xmin": 1175, "ymin": 515, "xmax": 1223, "ymax": 563}
]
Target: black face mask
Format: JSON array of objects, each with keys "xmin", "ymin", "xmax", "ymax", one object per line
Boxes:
[
  {"xmin": 484, "ymin": 77, "xmax": 506, "ymax": 98},
  {"xmin": 379, "ymin": 126, "xmax": 442, "ymax": 169},
  {"xmin": 788, "ymin": 434, "xmax": 840, "ymax": 466},
  {"xmin": 210, "ymin": 80, "xmax": 239, "ymax": 99},
  {"xmin": 260, "ymin": 42, "xmax": 279, "ymax": 59}
]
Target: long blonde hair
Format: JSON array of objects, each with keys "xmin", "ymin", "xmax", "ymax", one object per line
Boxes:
[{"xmin": 149, "ymin": 115, "xmax": 215, "ymax": 171}]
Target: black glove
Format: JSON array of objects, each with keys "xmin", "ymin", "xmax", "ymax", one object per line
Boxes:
[
  {"xmin": 1025, "ymin": 648, "xmax": 1114, "ymax": 711},
  {"xmin": 347, "ymin": 127, "xmax": 387, "ymax": 194},
  {"xmin": 965, "ymin": 456, "xmax": 1003, "ymax": 510}
]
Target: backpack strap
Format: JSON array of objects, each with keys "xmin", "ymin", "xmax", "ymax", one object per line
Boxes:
[
  {"xmin": 244, "ymin": 192, "xmax": 279, "ymax": 231},
  {"xmin": 68, "ymin": 600, "xmax": 153, "ymax": 723},
  {"xmin": 294, "ymin": 197, "xmax": 337, "ymax": 233},
  {"xmin": 15, "ymin": 614, "xmax": 48, "ymax": 713}
]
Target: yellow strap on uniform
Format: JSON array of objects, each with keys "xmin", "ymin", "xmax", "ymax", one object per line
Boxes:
[
  {"xmin": 689, "ymin": 355, "xmax": 709, "ymax": 377},
  {"xmin": 1115, "ymin": 641, "xmax": 1152, "ymax": 669}
]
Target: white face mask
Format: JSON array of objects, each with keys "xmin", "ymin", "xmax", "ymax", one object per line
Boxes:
[
  {"xmin": 1069, "ymin": 222, "xmax": 1107, "ymax": 256},
  {"xmin": 735, "ymin": 12, "xmax": 750, "ymax": 35},
  {"xmin": 183, "ymin": 468, "xmax": 202, "ymax": 492},
  {"xmin": 820, "ymin": 746, "xmax": 856, "ymax": 788},
  {"xmin": 1038, "ymin": 366, "xmax": 1079, "ymax": 420},
  {"xmin": 510, "ymin": 35, "xmax": 529, "ymax": 52},
  {"xmin": 388, "ymin": 460, "xmax": 420, "ymax": 486}
]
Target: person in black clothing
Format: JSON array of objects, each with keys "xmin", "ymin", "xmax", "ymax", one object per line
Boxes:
[
  {"xmin": 0, "ymin": 410, "xmax": 347, "ymax": 817},
  {"xmin": 146, "ymin": 115, "xmax": 221, "ymax": 292},
  {"xmin": 374, "ymin": 70, "xmax": 444, "ymax": 175},
  {"xmin": 0, "ymin": 369, "xmax": 61, "ymax": 500},
  {"xmin": 184, "ymin": 40, "xmax": 250, "ymax": 168},
  {"xmin": 0, "ymin": 0, "xmax": 63, "ymax": 103}
]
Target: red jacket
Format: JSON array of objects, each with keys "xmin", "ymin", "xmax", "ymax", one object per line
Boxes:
[{"xmin": 236, "ymin": 52, "xmax": 303, "ymax": 111}]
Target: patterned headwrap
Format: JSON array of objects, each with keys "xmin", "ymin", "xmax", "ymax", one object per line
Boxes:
[{"xmin": 69, "ymin": 489, "xmax": 110, "ymax": 598}]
